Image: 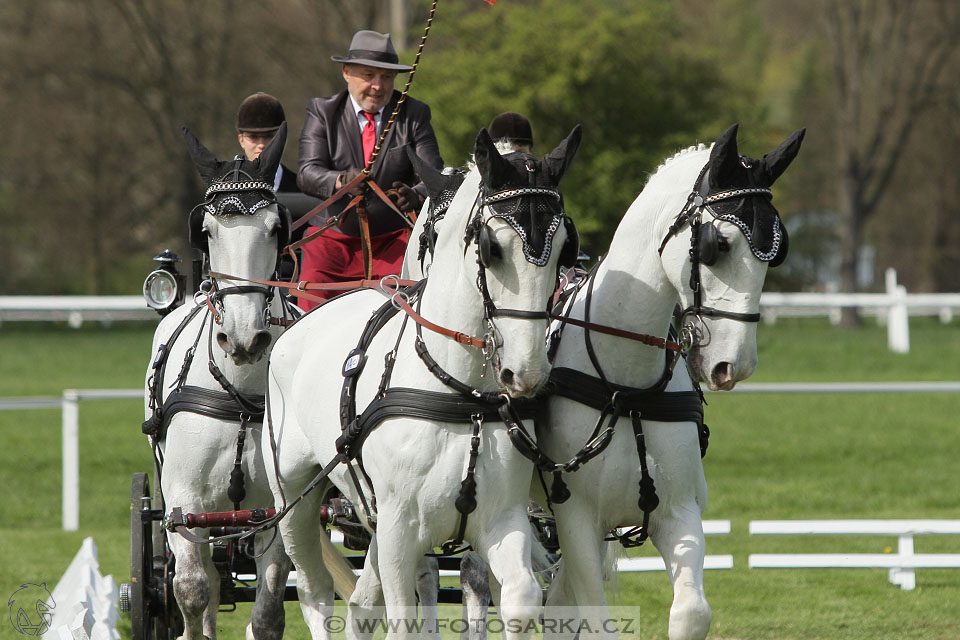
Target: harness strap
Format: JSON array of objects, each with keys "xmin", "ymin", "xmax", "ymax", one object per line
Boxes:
[
  {"xmin": 357, "ymin": 200, "xmax": 374, "ymax": 280},
  {"xmin": 551, "ymin": 315, "xmax": 683, "ymax": 352},
  {"xmin": 547, "ymin": 367, "xmax": 704, "ymax": 424},
  {"xmin": 611, "ymin": 412, "xmax": 659, "ymax": 548},
  {"xmin": 143, "ymin": 304, "xmax": 207, "ymax": 437},
  {"xmin": 228, "ymin": 415, "xmax": 249, "ymax": 510},
  {"xmin": 442, "ymin": 414, "xmax": 483, "ymax": 555},
  {"xmin": 143, "ymin": 385, "xmax": 265, "ymax": 441}
]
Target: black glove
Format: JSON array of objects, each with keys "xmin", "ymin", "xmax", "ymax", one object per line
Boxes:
[
  {"xmin": 337, "ymin": 168, "xmax": 365, "ymax": 197},
  {"xmin": 390, "ymin": 181, "xmax": 424, "ymax": 213}
]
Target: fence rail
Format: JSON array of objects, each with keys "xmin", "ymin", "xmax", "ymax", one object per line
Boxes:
[
  {"xmin": 749, "ymin": 520, "xmax": 960, "ymax": 590},
  {"xmin": 3, "ymin": 383, "xmax": 958, "ymax": 532},
  {"xmin": 1, "ymin": 267, "xmax": 959, "ymax": 352}
]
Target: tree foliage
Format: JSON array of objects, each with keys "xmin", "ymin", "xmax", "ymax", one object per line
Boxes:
[
  {"xmin": 412, "ymin": 0, "xmax": 731, "ymax": 253},
  {"xmin": 0, "ymin": 0, "xmax": 957, "ymax": 297}
]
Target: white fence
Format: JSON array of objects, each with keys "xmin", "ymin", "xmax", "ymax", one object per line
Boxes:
[
  {"xmin": 749, "ymin": 520, "xmax": 960, "ymax": 591},
  {"xmin": 5, "ymin": 386, "xmax": 960, "ymax": 591},
  {"xmin": 2, "ymin": 268, "xmax": 960, "ymax": 352},
  {"xmin": 0, "ymin": 295, "xmax": 155, "ymax": 327}
]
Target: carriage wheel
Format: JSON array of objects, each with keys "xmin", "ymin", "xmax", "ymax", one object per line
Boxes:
[
  {"xmin": 151, "ymin": 481, "xmax": 183, "ymax": 640},
  {"xmin": 128, "ymin": 472, "xmax": 155, "ymax": 640}
]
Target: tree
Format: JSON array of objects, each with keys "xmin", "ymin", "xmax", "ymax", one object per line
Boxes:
[
  {"xmin": 410, "ymin": 0, "xmax": 733, "ymax": 254},
  {"xmin": 0, "ymin": 0, "xmax": 386, "ymax": 294},
  {"xmin": 821, "ymin": 0, "xmax": 960, "ymax": 322}
]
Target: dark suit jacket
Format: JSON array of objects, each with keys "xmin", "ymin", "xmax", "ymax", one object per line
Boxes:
[
  {"xmin": 277, "ymin": 164, "xmax": 299, "ymax": 193},
  {"xmin": 297, "ymin": 89, "xmax": 443, "ymax": 236}
]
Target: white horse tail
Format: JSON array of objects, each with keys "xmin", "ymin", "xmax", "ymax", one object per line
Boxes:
[
  {"xmin": 319, "ymin": 531, "xmax": 358, "ymax": 600},
  {"xmin": 602, "ymin": 540, "xmax": 624, "ymax": 603}
]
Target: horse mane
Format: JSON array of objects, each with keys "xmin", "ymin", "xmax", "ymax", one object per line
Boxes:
[{"xmin": 644, "ymin": 142, "xmax": 711, "ymax": 187}]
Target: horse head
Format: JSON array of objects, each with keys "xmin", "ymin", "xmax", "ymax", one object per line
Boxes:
[
  {"xmin": 660, "ymin": 123, "xmax": 804, "ymax": 390},
  {"xmin": 183, "ymin": 123, "xmax": 290, "ymax": 365},
  {"xmin": 463, "ymin": 125, "xmax": 582, "ymax": 397}
]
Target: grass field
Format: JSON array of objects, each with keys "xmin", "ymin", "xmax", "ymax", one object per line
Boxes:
[{"xmin": 1, "ymin": 318, "xmax": 959, "ymax": 639}]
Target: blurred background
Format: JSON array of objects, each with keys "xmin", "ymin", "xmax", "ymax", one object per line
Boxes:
[{"xmin": 0, "ymin": 0, "xmax": 957, "ymax": 313}]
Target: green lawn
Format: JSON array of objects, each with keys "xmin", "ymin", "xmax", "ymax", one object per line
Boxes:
[{"xmin": 1, "ymin": 318, "xmax": 958, "ymax": 639}]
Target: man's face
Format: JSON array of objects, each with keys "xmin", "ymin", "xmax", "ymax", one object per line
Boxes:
[
  {"xmin": 343, "ymin": 64, "xmax": 396, "ymax": 113},
  {"xmin": 238, "ymin": 131, "xmax": 275, "ymax": 161}
]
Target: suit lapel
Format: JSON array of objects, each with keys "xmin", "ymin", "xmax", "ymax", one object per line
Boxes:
[{"xmin": 338, "ymin": 91, "xmax": 364, "ymax": 168}]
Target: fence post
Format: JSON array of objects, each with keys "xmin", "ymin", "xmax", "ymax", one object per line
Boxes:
[
  {"xmin": 885, "ymin": 268, "xmax": 909, "ymax": 354},
  {"xmin": 889, "ymin": 533, "xmax": 916, "ymax": 590},
  {"xmin": 62, "ymin": 390, "xmax": 79, "ymax": 531}
]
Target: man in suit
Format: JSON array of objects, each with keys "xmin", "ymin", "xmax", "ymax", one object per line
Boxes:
[
  {"xmin": 236, "ymin": 92, "xmax": 299, "ymax": 192},
  {"xmin": 296, "ymin": 29, "xmax": 443, "ymax": 310}
]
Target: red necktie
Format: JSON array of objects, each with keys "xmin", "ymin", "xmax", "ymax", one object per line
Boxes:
[{"xmin": 361, "ymin": 111, "xmax": 377, "ymax": 165}]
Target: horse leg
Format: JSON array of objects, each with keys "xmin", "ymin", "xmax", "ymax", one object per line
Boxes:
[
  {"xmin": 541, "ymin": 558, "xmax": 579, "ymax": 640},
  {"xmin": 475, "ymin": 512, "xmax": 541, "ymax": 640},
  {"xmin": 167, "ymin": 527, "xmax": 219, "ymax": 640},
  {"xmin": 415, "ymin": 556, "xmax": 440, "ymax": 637},
  {"xmin": 459, "ymin": 551, "xmax": 490, "ymax": 640},
  {"xmin": 375, "ymin": 509, "xmax": 426, "ymax": 639},
  {"xmin": 646, "ymin": 422, "xmax": 711, "ymax": 640},
  {"xmin": 347, "ymin": 535, "xmax": 384, "ymax": 640},
  {"xmin": 278, "ymin": 494, "xmax": 337, "ymax": 639},
  {"xmin": 246, "ymin": 530, "xmax": 292, "ymax": 640},
  {"xmin": 551, "ymin": 507, "xmax": 613, "ymax": 640}
]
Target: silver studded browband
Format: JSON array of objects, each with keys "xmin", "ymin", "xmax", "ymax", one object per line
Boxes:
[
  {"xmin": 704, "ymin": 186, "xmax": 771, "ymax": 204},
  {"xmin": 483, "ymin": 187, "xmax": 561, "ymax": 204},
  {"xmin": 204, "ymin": 180, "xmax": 275, "ymax": 199}
]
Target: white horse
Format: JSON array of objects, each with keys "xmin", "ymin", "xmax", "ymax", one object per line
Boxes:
[
  {"xmin": 145, "ymin": 124, "xmax": 298, "ymax": 640},
  {"xmin": 538, "ymin": 123, "xmax": 805, "ymax": 639},
  {"xmin": 263, "ymin": 126, "xmax": 582, "ymax": 639}
]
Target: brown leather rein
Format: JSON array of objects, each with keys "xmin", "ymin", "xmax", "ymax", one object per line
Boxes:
[{"xmin": 208, "ymin": 271, "xmax": 488, "ymax": 350}]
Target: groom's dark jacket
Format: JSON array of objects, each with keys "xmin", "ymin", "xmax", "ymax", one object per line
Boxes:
[{"xmin": 297, "ymin": 89, "xmax": 444, "ymax": 236}]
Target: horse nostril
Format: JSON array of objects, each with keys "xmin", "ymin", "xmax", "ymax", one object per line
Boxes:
[
  {"xmin": 216, "ymin": 332, "xmax": 230, "ymax": 352},
  {"xmin": 249, "ymin": 331, "xmax": 273, "ymax": 355},
  {"xmin": 712, "ymin": 362, "xmax": 733, "ymax": 384},
  {"xmin": 500, "ymin": 368, "xmax": 515, "ymax": 387}
]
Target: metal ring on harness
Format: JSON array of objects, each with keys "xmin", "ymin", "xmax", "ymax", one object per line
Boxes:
[
  {"xmin": 380, "ymin": 275, "xmax": 410, "ymax": 311},
  {"xmin": 679, "ymin": 314, "xmax": 708, "ymax": 352}
]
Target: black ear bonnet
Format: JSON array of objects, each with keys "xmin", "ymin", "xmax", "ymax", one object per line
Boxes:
[
  {"xmin": 697, "ymin": 162, "xmax": 788, "ymax": 268},
  {"xmin": 693, "ymin": 124, "xmax": 804, "ymax": 269},
  {"xmin": 476, "ymin": 151, "xmax": 579, "ymax": 269},
  {"xmin": 183, "ymin": 123, "xmax": 290, "ymax": 256}
]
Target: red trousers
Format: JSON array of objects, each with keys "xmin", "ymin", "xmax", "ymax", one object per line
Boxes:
[{"xmin": 297, "ymin": 227, "xmax": 410, "ymax": 311}]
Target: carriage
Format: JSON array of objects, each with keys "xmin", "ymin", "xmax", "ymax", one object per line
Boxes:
[{"xmin": 118, "ymin": 120, "xmax": 802, "ymax": 640}]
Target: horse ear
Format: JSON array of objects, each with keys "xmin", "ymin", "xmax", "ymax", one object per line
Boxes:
[
  {"xmin": 182, "ymin": 126, "xmax": 221, "ymax": 185},
  {"xmin": 708, "ymin": 123, "xmax": 741, "ymax": 189},
  {"xmin": 541, "ymin": 124, "xmax": 582, "ymax": 185},
  {"xmin": 406, "ymin": 145, "xmax": 448, "ymax": 200},
  {"xmin": 255, "ymin": 121, "xmax": 287, "ymax": 181},
  {"xmin": 474, "ymin": 128, "xmax": 513, "ymax": 189},
  {"xmin": 759, "ymin": 127, "xmax": 806, "ymax": 186}
]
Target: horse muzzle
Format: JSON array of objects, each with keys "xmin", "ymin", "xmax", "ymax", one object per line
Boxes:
[{"xmin": 217, "ymin": 329, "xmax": 273, "ymax": 364}]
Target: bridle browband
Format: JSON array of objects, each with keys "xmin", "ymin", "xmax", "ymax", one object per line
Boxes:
[
  {"xmin": 473, "ymin": 184, "xmax": 563, "ymax": 321},
  {"xmin": 657, "ymin": 163, "xmax": 772, "ymax": 340}
]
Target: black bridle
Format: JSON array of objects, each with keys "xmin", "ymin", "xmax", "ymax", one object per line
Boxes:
[
  {"xmin": 466, "ymin": 183, "xmax": 566, "ymax": 367},
  {"xmin": 657, "ymin": 163, "xmax": 772, "ymax": 348}
]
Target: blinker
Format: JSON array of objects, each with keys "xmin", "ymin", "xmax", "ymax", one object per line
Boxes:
[{"xmin": 477, "ymin": 223, "xmax": 502, "ymax": 268}]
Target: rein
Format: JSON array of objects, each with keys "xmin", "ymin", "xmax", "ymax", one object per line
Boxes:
[{"xmin": 208, "ymin": 270, "xmax": 490, "ymax": 350}]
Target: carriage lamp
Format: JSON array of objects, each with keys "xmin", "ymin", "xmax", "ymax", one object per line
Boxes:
[{"xmin": 143, "ymin": 249, "xmax": 186, "ymax": 316}]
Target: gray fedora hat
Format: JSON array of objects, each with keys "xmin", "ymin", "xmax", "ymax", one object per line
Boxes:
[{"xmin": 331, "ymin": 30, "xmax": 413, "ymax": 72}]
